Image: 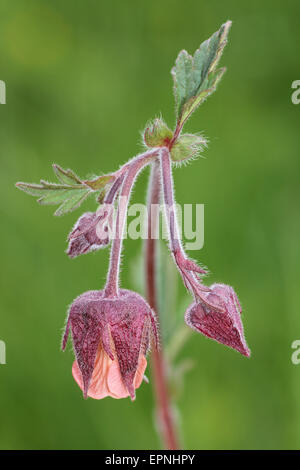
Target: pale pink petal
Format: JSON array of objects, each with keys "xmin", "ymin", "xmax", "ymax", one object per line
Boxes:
[
  {"xmin": 72, "ymin": 345, "xmax": 114, "ymax": 399},
  {"xmin": 105, "ymin": 360, "xmax": 131, "ymax": 399},
  {"xmin": 72, "ymin": 345, "xmax": 147, "ymax": 400},
  {"xmin": 107, "ymin": 355, "xmax": 147, "ymax": 400},
  {"xmin": 134, "ymin": 355, "xmax": 147, "ymax": 388}
]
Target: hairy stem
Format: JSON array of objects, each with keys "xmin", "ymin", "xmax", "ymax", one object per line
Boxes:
[
  {"xmin": 104, "ymin": 149, "xmax": 158, "ymax": 298},
  {"xmin": 104, "ymin": 174, "xmax": 124, "ymax": 204},
  {"xmin": 145, "ymin": 159, "xmax": 180, "ymax": 450},
  {"xmin": 159, "ymin": 148, "xmax": 217, "ymax": 311}
]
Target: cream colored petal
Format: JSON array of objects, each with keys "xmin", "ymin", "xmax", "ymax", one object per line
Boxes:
[
  {"xmin": 72, "ymin": 344, "xmax": 148, "ymax": 400},
  {"xmin": 72, "ymin": 345, "xmax": 113, "ymax": 399},
  {"xmin": 107, "ymin": 354, "xmax": 147, "ymax": 399}
]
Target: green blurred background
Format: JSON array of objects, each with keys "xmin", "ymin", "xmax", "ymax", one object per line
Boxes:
[{"xmin": 1, "ymin": 0, "xmax": 300, "ymax": 450}]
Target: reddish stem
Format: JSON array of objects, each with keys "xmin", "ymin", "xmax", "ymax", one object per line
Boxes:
[
  {"xmin": 159, "ymin": 148, "xmax": 218, "ymax": 311},
  {"xmin": 104, "ymin": 149, "xmax": 158, "ymax": 298},
  {"xmin": 145, "ymin": 160, "xmax": 179, "ymax": 450},
  {"xmin": 169, "ymin": 120, "xmax": 183, "ymax": 149}
]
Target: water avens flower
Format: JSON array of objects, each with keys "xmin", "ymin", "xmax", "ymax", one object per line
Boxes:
[
  {"xmin": 16, "ymin": 21, "xmax": 249, "ymax": 449},
  {"xmin": 67, "ymin": 210, "xmax": 110, "ymax": 258},
  {"xmin": 62, "ymin": 289, "xmax": 157, "ymax": 400},
  {"xmin": 185, "ymin": 283, "xmax": 250, "ymax": 356}
]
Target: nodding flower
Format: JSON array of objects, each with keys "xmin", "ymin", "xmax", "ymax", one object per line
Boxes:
[
  {"xmin": 185, "ymin": 283, "xmax": 250, "ymax": 357},
  {"xmin": 61, "ymin": 145, "xmax": 250, "ymax": 403},
  {"xmin": 62, "ymin": 149, "xmax": 161, "ymax": 400},
  {"xmin": 17, "ymin": 22, "xmax": 248, "ymax": 426},
  {"xmin": 62, "ymin": 289, "xmax": 158, "ymax": 400},
  {"xmin": 66, "ymin": 208, "xmax": 112, "ymax": 258},
  {"xmin": 158, "ymin": 148, "xmax": 250, "ymax": 357}
]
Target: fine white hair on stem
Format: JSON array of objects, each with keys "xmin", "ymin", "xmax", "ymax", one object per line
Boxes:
[
  {"xmin": 159, "ymin": 148, "xmax": 224, "ymax": 311},
  {"xmin": 104, "ymin": 149, "xmax": 160, "ymax": 298}
]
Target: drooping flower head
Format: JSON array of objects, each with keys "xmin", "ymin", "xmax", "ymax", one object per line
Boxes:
[
  {"xmin": 16, "ymin": 20, "xmax": 250, "ymax": 419},
  {"xmin": 67, "ymin": 207, "xmax": 112, "ymax": 258},
  {"xmin": 185, "ymin": 283, "xmax": 250, "ymax": 357},
  {"xmin": 62, "ymin": 289, "xmax": 158, "ymax": 400}
]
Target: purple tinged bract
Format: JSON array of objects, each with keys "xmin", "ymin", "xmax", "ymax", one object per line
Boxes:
[
  {"xmin": 185, "ymin": 283, "xmax": 250, "ymax": 357},
  {"xmin": 66, "ymin": 210, "xmax": 110, "ymax": 258},
  {"xmin": 62, "ymin": 289, "xmax": 158, "ymax": 400}
]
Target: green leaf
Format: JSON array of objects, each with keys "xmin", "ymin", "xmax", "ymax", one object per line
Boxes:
[
  {"xmin": 171, "ymin": 20, "xmax": 231, "ymax": 128},
  {"xmin": 54, "ymin": 189, "xmax": 90, "ymax": 217},
  {"xmin": 15, "ymin": 183, "xmax": 49, "ymax": 197},
  {"xmin": 16, "ymin": 165, "xmax": 93, "ymax": 216},
  {"xmin": 84, "ymin": 174, "xmax": 114, "ymax": 190},
  {"xmin": 38, "ymin": 189, "xmax": 77, "ymax": 205},
  {"xmin": 170, "ymin": 133, "xmax": 207, "ymax": 162},
  {"xmin": 52, "ymin": 164, "xmax": 82, "ymax": 185},
  {"xmin": 172, "ymin": 50, "xmax": 194, "ymax": 118}
]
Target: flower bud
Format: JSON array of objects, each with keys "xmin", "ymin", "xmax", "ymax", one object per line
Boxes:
[
  {"xmin": 185, "ymin": 283, "xmax": 250, "ymax": 357},
  {"xmin": 170, "ymin": 133, "xmax": 207, "ymax": 163},
  {"xmin": 66, "ymin": 209, "xmax": 111, "ymax": 258},
  {"xmin": 62, "ymin": 289, "xmax": 158, "ymax": 400},
  {"xmin": 143, "ymin": 118, "xmax": 173, "ymax": 148}
]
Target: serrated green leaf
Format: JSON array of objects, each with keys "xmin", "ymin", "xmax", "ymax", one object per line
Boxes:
[
  {"xmin": 52, "ymin": 164, "xmax": 82, "ymax": 185},
  {"xmin": 39, "ymin": 179, "xmax": 81, "ymax": 190},
  {"xmin": 54, "ymin": 189, "xmax": 90, "ymax": 216},
  {"xmin": 15, "ymin": 183, "xmax": 48, "ymax": 197},
  {"xmin": 84, "ymin": 174, "xmax": 114, "ymax": 190},
  {"xmin": 172, "ymin": 51, "xmax": 194, "ymax": 116},
  {"xmin": 179, "ymin": 67, "xmax": 226, "ymax": 125},
  {"xmin": 38, "ymin": 189, "xmax": 77, "ymax": 205},
  {"xmin": 172, "ymin": 21, "xmax": 231, "ymax": 127},
  {"xmin": 16, "ymin": 164, "xmax": 94, "ymax": 216}
]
